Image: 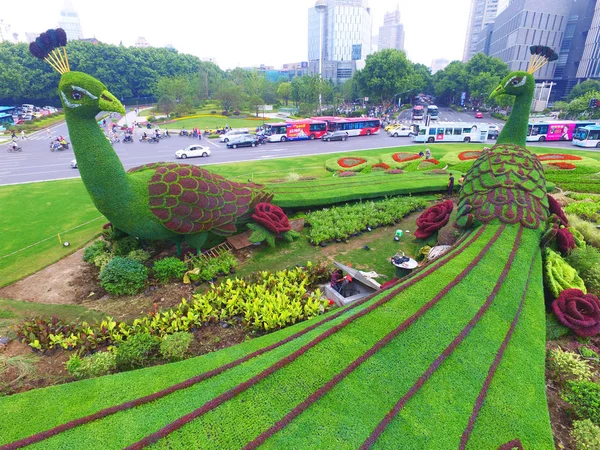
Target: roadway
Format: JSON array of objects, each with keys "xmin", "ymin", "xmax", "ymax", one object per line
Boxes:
[{"xmin": 0, "ymin": 107, "xmax": 586, "ymax": 186}]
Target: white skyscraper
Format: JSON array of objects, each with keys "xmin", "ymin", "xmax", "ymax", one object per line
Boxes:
[
  {"xmin": 0, "ymin": 20, "xmax": 17, "ymax": 43},
  {"xmin": 463, "ymin": 0, "xmax": 499, "ymax": 62},
  {"xmin": 58, "ymin": 0, "xmax": 83, "ymax": 41},
  {"xmin": 308, "ymin": 0, "xmax": 372, "ymax": 62},
  {"xmin": 378, "ymin": 7, "xmax": 405, "ymax": 51}
]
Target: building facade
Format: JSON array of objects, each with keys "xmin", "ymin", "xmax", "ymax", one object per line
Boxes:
[
  {"xmin": 463, "ymin": 0, "xmax": 500, "ymax": 61},
  {"xmin": 58, "ymin": 0, "xmax": 83, "ymax": 41},
  {"xmin": 577, "ymin": 0, "xmax": 600, "ymax": 80},
  {"xmin": 378, "ymin": 7, "xmax": 405, "ymax": 51},
  {"xmin": 487, "ymin": 0, "xmax": 573, "ymax": 80},
  {"xmin": 308, "ymin": 0, "xmax": 372, "ymax": 83}
]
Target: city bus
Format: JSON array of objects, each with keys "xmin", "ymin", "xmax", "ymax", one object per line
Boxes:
[
  {"xmin": 573, "ymin": 125, "xmax": 600, "ymax": 148},
  {"xmin": 265, "ymin": 119, "xmax": 327, "ymax": 142},
  {"xmin": 526, "ymin": 120, "xmax": 595, "ymax": 142},
  {"xmin": 412, "ymin": 122, "xmax": 489, "ymax": 143},
  {"xmin": 412, "ymin": 105, "xmax": 424, "ymax": 120},
  {"xmin": 427, "ymin": 105, "xmax": 439, "ymax": 120},
  {"xmin": 328, "ymin": 117, "xmax": 381, "ymax": 136}
]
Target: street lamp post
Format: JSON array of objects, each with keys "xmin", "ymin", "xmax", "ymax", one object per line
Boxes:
[{"xmin": 315, "ymin": 0, "xmax": 327, "ymax": 115}]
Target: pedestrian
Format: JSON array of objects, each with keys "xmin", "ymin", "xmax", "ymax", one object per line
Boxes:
[
  {"xmin": 447, "ymin": 173, "xmax": 455, "ymax": 195},
  {"xmin": 425, "ymin": 148, "xmax": 431, "ymax": 160},
  {"xmin": 46, "ymin": 127, "xmax": 51, "ymax": 139},
  {"xmin": 458, "ymin": 174, "xmax": 465, "ymax": 186},
  {"xmin": 102, "ymin": 118, "xmax": 106, "ymax": 127},
  {"xmin": 11, "ymin": 130, "xmax": 16, "ymax": 140},
  {"xmin": 21, "ymin": 130, "xmax": 27, "ymax": 140}
]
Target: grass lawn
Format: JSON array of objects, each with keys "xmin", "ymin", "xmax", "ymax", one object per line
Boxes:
[
  {"xmin": 0, "ymin": 179, "xmax": 104, "ymax": 288},
  {"xmin": 160, "ymin": 116, "xmax": 279, "ymax": 131}
]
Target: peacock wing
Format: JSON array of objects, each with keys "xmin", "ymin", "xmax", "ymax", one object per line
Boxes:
[
  {"xmin": 456, "ymin": 144, "xmax": 548, "ymax": 230},
  {"xmin": 142, "ymin": 163, "xmax": 272, "ymax": 236}
]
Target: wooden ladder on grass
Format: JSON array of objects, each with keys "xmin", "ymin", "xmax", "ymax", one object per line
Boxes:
[{"xmin": 200, "ymin": 241, "xmax": 233, "ymax": 261}]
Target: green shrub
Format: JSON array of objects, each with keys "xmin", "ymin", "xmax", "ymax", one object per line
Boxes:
[
  {"xmin": 548, "ymin": 348, "xmax": 593, "ymax": 383},
  {"xmin": 93, "ymin": 253, "xmax": 112, "ymax": 270},
  {"xmin": 567, "ymin": 246, "xmax": 600, "ymax": 295},
  {"xmin": 99, "ymin": 257, "xmax": 148, "ymax": 296},
  {"xmin": 153, "ymin": 257, "xmax": 187, "ymax": 283},
  {"xmin": 568, "ymin": 214, "xmax": 600, "ymax": 249},
  {"xmin": 543, "ymin": 248, "xmax": 587, "ymax": 298},
  {"xmin": 127, "ymin": 249, "xmax": 152, "ymax": 264},
  {"xmin": 111, "ymin": 236, "xmax": 140, "ymax": 256},
  {"xmin": 572, "ymin": 419, "xmax": 600, "ymax": 450},
  {"xmin": 115, "ymin": 333, "xmax": 159, "ymax": 371},
  {"xmin": 83, "ymin": 240, "xmax": 108, "ymax": 263},
  {"xmin": 580, "ymin": 347, "xmax": 599, "ymax": 359},
  {"xmin": 65, "ymin": 351, "xmax": 117, "ymax": 379},
  {"xmin": 160, "ymin": 332, "xmax": 194, "ymax": 361},
  {"xmin": 564, "ymin": 380, "xmax": 600, "ymax": 425}
]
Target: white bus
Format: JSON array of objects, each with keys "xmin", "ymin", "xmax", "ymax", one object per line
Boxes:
[
  {"xmin": 427, "ymin": 105, "xmax": 439, "ymax": 120},
  {"xmin": 412, "ymin": 122, "xmax": 489, "ymax": 143},
  {"xmin": 573, "ymin": 125, "xmax": 600, "ymax": 148}
]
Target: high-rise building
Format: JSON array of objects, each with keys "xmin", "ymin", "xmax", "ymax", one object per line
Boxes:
[
  {"xmin": 58, "ymin": 0, "xmax": 83, "ymax": 41},
  {"xmin": 576, "ymin": 1, "xmax": 600, "ymax": 80},
  {"xmin": 378, "ymin": 6, "xmax": 405, "ymax": 51},
  {"xmin": 431, "ymin": 58, "xmax": 450, "ymax": 74},
  {"xmin": 463, "ymin": 0, "xmax": 500, "ymax": 62},
  {"xmin": 308, "ymin": 0, "xmax": 372, "ymax": 63},
  {"xmin": 0, "ymin": 20, "xmax": 17, "ymax": 43},
  {"xmin": 487, "ymin": 0, "xmax": 573, "ymax": 81}
]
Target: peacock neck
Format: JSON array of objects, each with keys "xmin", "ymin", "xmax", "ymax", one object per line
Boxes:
[
  {"xmin": 67, "ymin": 113, "xmax": 133, "ymax": 214},
  {"xmin": 496, "ymin": 89, "xmax": 534, "ymax": 147}
]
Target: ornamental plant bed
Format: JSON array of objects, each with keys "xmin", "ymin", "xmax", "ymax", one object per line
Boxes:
[
  {"xmin": 325, "ymin": 156, "xmax": 379, "ymax": 172},
  {"xmin": 548, "ymin": 162, "xmax": 576, "ymax": 170},
  {"xmin": 538, "ymin": 154, "xmax": 582, "ymax": 161},
  {"xmin": 392, "ymin": 152, "xmax": 421, "ymax": 163},
  {"xmin": 458, "ymin": 150, "xmax": 482, "ymax": 161}
]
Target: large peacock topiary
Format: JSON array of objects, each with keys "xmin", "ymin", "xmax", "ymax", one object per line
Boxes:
[
  {"xmin": 29, "ymin": 29, "xmax": 272, "ymax": 253},
  {"xmin": 6, "ymin": 44, "xmax": 561, "ymax": 448}
]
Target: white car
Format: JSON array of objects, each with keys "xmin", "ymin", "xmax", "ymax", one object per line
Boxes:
[
  {"xmin": 219, "ymin": 129, "xmax": 248, "ymax": 143},
  {"xmin": 388, "ymin": 126, "xmax": 416, "ymax": 137},
  {"xmin": 71, "ymin": 159, "xmax": 78, "ymax": 168},
  {"xmin": 175, "ymin": 145, "xmax": 211, "ymax": 159}
]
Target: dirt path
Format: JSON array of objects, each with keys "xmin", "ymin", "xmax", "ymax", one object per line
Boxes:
[{"xmin": 0, "ymin": 249, "xmax": 97, "ymax": 304}]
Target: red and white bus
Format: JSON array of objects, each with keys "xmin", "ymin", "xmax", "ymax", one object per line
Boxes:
[
  {"xmin": 526, "ymin": 120, "xmax": 595, "ymax": 142},
  {"xmin": 312, "ymin": 116, "xmax": 381, "ymax": 137},
  {"xmin": 265, "ymin": 119, "xmax": 327, "ymax": 142},
  {"xmin": 412, "ymin": 105, "xmax": 424, "ymax": 120}
]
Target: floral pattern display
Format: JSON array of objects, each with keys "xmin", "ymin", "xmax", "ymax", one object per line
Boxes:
[
  {"xmin": 547, "ymin": 162, "xmax": 576, "ymax": 170},
  {"xmin": 547, "ymin": 195, "xmax": 568, "ymax": 226},
  {"xmin": 371, "ymin": 163, "xmax": 390, "ymax": 171},
  {"xmin": 338, "ymin": 171, "xmax": 357, "ymax": 177},
  {"xmin": 552, "ymin": 289, "xmax": 600, "ymax": 337},
  {"xmin": 251, "ymin": 202, "xmax": 291, "ymax": 235},
  {"xmin": 537, "ymin": 154, "xmax": 582, "ymax": 161},
  {"xmin": 458, "ymin": 151, "xmax": 483, "ymax": 161},
  {"xmin": 414, "ymin": 199, "xmax": 454, "ymax": 239},
  {"xmin": 392, "ymin": 152, "xmax": 421, "ymax": 163},
  {"xmin": 556, "ymin": 228, "xmax": 576, "ymax": 255},
  {"xmin": 338, "ymin": 157, "xmax": 367, "ymax": 168}
]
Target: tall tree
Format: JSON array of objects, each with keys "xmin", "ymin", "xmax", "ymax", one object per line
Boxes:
[
  {"xmin": 567, "ymin": 79, "xmax": 600, "ymax": 101},
  {"xmin": 277, "ymin": 82, "xmax": 292, "ymax": 106}
]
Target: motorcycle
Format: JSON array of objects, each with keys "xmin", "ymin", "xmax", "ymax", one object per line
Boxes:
[
  {"xmin": 123, "ymin": 134, "xmax": 134, "ymax": 143},
  {"xmin": 7, "ymin": 144, "xmax": 22, "ymax": 152},
  {"xmin": 50, "ymin": 142, "xmax": 69, "ymax": 151},
  {"xmin": 257, "ymin": 135, "xmax": 268, "ymax": 145},
  {"xmin": 179, "ymin": 130, "xmax": 190, "ymax": 137},
  {"xmin": 148, "ymin": 136, "xmax": 160, "ymax": 143}
]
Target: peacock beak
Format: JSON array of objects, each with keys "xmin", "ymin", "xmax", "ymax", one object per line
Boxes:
[
  {"xmin": 98, "ymin": 90, "xmax": 125, "ymax": 115},
  {"xmin": 490, "ymin": 85, "xmax": 505, "ymax": 100}
]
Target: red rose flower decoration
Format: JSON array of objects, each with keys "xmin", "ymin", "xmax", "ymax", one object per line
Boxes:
[
  {"xmin": 252, "ymin": 202, "xmax": 291, "ymax": 235},
  {"xmin": 414, "ymin": 200, "xmax": 454, "ymax": 239},
  {"xmin": 552, "ymin": 289, "xmax": 600, "ymax": 337},
  {"xmin": 556, "ymin": 227, "xmax": 576, "ymax": 255},
  {"xmin": 547, "ymin": 195, "xmax": 568, "ymax": 227}
]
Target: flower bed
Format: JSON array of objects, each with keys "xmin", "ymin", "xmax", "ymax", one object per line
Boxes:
[
  {"xmin": 338, "ymin": 171, "xmax": 357, "ymax": 177},
  {"xmin": 372, "ymin": 163, "xmax": 390, "ymax": 171},
  {"xmin": 385, "ymin": 169, "xmax": 404, "ymax": 175},
  {"xmin": 305, "ymin": 196, "xmax": 427, "ymax": 245},
  {"xmin": 538, "ymin": 154, "xmax": 582, "ymax": 161},
  {"xmin": 458, "ymin": 151, "xmax": 482, "ymax": 161},
  {"xmin": 548, "ymin": 162, "xmax": 576, "ymax": 170},
  {"xmin": 418, "ymin": 158, "xmax": 441, "ymax": 170},
  {"xmin": 338, "ymin": 157, "xmax": 366, "ymax": 168},
  {"xmin": 325, "ymin": 155, "xmax": 379, "ymax": 172},
  {"xmin": 392, "ymin": 152, "xmax": 421, "ymax": 163}
]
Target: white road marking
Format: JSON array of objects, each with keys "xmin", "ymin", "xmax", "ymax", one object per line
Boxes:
[{"xmin": 204, "ymin": 139, "xmax": 221, "ymax": 148}]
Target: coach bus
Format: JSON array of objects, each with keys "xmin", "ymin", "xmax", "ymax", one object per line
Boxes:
[
  {"xmin": 311, "ymin": 117, "xmax": 381, "ymax": 136},
  {"xmin": 265, "ymin": 119, "xmax": 327, "ymax": 142},
  {"xmin": 413, "ymin": 122, "xmax": 489, "ymax": 143},
  {"xmin": 427, "ymin": 105, "xmax": 439, "ymax": 120},
  {"xmin": 573, "ymin": 124, "xmax": 600, "ymax": 148},
  {"xmin": 412, "ymin": 105, "xmax": 424, "ymax": 120},
  {"xmin": 526, "ymin": 120, "xmax": 595, "ymax": 142}
]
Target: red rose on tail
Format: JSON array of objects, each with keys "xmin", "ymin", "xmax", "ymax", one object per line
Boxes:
[
  {"xmin": 252, "ymin": 202, "xmax": 291, "ymax": 235},
  {"xmin": 552, "ymin": 289, "xmax": 600, "ymax": 337},
  {"xmin": 414, "ymin": 200, "xmax": 454, "ymax": 239},
  {"xmin": 556, "ymin": 227, "xmax": 576, "ymax": 255},
  {"xmin": 548, "ymin": 195, "xmax": 568, "ymax": 227}
]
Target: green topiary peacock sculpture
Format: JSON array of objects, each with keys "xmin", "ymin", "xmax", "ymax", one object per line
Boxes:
[
  {"xmin": 29, "ymin": 29, "xmax": 273, "ymax": 253},
  {"xmin": 8, "ymin": 42, "xmax": 559, "ymax": 448}
]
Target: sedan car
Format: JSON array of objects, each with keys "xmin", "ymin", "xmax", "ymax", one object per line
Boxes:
[
  {"xmin": 226, "ymin": 134, "xmax": 259, "ymax": 148},
  {"xmin": 388, "ymin": 126, "xmax": 416, "ymax": 137},
  {"xmin": 475, "ymin": 111, "xmax": 484, "ymax": 119},
  {"xmin": 321, "ymin": 131, "xmax": 348, "ymax": 142},
  {"xmin": 175, "ymin": 145, "xmax": 211, "ymax": 159}
]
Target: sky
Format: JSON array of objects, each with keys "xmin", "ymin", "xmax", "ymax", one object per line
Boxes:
[{"xmin": 1, "ymin": 0, "xmax": 471, "ymax": 70}]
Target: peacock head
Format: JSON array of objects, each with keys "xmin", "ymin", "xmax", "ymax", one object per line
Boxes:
[
  {"xmin": 58, "ymin": 71, "xmax": 125, "ymax": 118},
  {"xmin": 490, "ymin": 71, "xmax": 535, "ymax": 100}
]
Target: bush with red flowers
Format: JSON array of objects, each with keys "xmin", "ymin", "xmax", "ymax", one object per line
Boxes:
[
  {"xmin": 414, "ymin": 199, "xmax": 454, "ymax": 239},
  {"xmin": 392, "ymin": 152, "xmax": 420, "ymax": 163},
  {"xmin": 252, "ymin": 202, "xmax": 291, "ymax": 235},
  {"xmin": 371, "ymin": 163, "xmax": 390, "ymax": 171},
  {"xmin": 538, "ymin": 154, "xmax": 582, "ymax": 161},
  {"xmin": 548, "ymin": 162, "xmax": 576, "ymax": 170},
  {"xmin": 458, "ymin": 151, "xmax": 482, "ymax": 161},
  {"xmin": 552, "ymin": 288, "xmax": 600, "ymax": 336},
  {"xmin": 557, "ymin": 227, "xmax": 576, "ymax": 255},
  {"xmin": 547, "ymin": 195, "xmax": 568, "ymax": 227},
  {"xmin": 338, "ymin": 157, "xmax": 367, "ymax": 168}
]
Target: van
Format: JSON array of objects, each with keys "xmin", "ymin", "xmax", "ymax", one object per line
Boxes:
[{"xmin": 219, "ymin": 128, "xmax": 249, "ymax": 143}]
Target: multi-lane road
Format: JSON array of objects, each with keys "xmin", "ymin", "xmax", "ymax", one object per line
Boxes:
[{"xmin": 0, "ymin": 107, "xmax": 585, "ymax": 186}]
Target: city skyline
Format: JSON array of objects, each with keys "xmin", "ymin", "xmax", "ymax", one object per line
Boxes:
[{"xmin": 1, "ymin": 0, "xmax": 472, "ymax": 70}]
